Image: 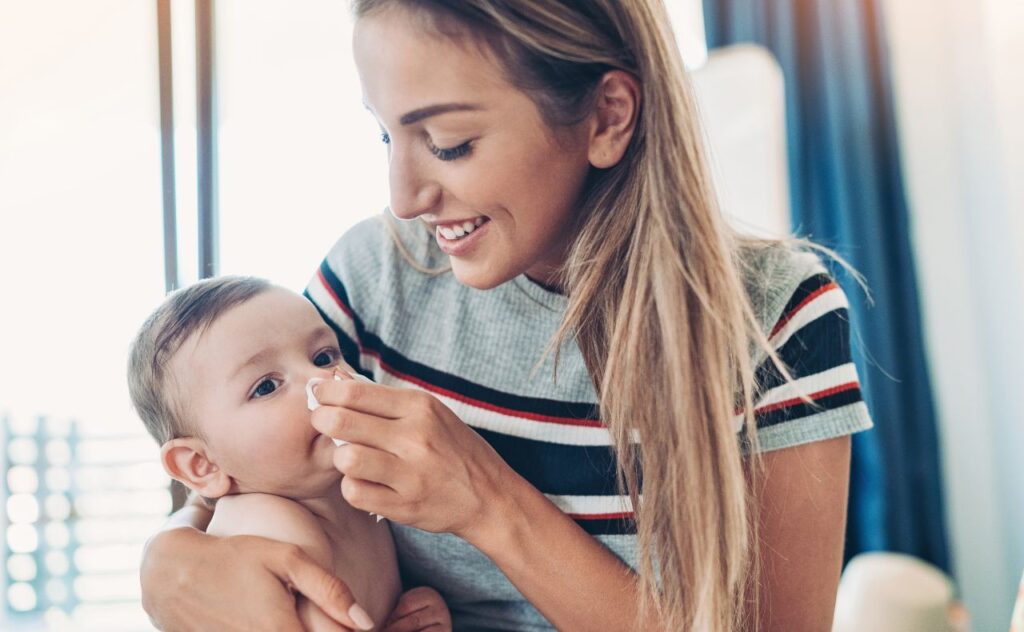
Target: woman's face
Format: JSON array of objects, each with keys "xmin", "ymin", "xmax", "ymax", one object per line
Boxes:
[{"xmin": 353, "ymin": 8, "xmax": 595, "ymax": 290}]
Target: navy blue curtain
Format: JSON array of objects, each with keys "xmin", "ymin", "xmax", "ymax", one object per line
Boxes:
[{"xmin": 703, "ymin": 0, "xmax": 949, "ymax": 572}]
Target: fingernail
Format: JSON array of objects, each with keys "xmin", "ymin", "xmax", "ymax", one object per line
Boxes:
[{"xmin": 348, "ymin": 603, "xmax": 374, "ymax": 630}]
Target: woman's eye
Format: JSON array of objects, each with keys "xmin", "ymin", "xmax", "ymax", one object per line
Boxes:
[
  {"xmin": 313, "ymin": 348, "xmax": 339, "ymax": 367},
  {"xmin": 251, "ymin": 378, "xmax": 279, "ymax": 399},
  {"xmin": 380, "ymin": 129, "xmax": 470, "ymax": 162},
  {"xmin": 429, "ymin": 140, "xmax": 472, "ymax": 162}
]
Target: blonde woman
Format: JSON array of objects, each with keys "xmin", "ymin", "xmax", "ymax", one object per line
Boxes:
[{"xmin": 139, "ymin": 1, "xmax": 873, "ymax": 630}]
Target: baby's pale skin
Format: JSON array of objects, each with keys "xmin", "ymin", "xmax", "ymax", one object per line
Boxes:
[{"xmin": 207, "ymin": 483, "xmax": 400, "ymax": 630}]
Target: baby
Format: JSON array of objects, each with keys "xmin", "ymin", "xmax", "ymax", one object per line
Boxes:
[{"xmin": 128, "ymin": 275, "xmax": 450, "ymax": 631}]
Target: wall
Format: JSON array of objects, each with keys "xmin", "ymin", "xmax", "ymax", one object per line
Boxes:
[{"xmin": 881, "ymin": 0, "xmax": 1024, "ymax": 629}]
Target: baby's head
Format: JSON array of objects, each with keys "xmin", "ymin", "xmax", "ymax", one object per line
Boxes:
[{"xmin": 128, "ymin": 275, "xmax": 345, "ymax": 501}]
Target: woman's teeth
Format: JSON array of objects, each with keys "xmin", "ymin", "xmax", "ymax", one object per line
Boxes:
[{"xmin": 438, "ymin": 217, "xmax": 486, "ymax": 241}]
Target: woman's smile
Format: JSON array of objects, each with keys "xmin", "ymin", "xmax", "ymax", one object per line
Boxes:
[{"xmin": 432, "ymin": 216, "xmax": 491, "ymax": 255}]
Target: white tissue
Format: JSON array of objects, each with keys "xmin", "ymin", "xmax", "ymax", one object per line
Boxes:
[
  {"xmin": 305, "ymin": 378, "xmax": 325, "ymax": 412},
  {"xmin": 306, "ymin": 374, "xmax": 348, "ymax": 446}
]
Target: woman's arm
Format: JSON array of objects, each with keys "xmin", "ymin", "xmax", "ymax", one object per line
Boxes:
[
  {"xmin": 464, "ymin": 468, "xmax": 652, "ymax": 630},
  {"xmin": 310, "ymin": 380, "xmax": 651, "ymax": 630},
  {"xmin": 748, "ymin": 435, "xmax": 851, "ymax": 631},
  {"xmin": 469, "ymin": 436, "xmax": 850, "ymax": 631},
  {"xmin": 140, "ymin": 491, "xmax": 370, "ymax": 631},
  {"xmin": 153, "ymin": 489, "xmax": 213, "ymax": 532},
  {"xmin": 314, "ymin": 379, "xmax": 852, "ymax": 631}
]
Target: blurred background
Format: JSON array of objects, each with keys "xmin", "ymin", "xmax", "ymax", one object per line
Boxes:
[{"xmin": 0, "ymin": 0, "xmax": 1020, "ymax": 630}]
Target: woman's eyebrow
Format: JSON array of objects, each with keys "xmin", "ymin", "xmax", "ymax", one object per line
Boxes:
[
  {"xmin": 362, "ymin": 101, "xmax": 483, "ymax": 126},
  {"xmin": 399, "ymin": 103, "xmax": 482, "ymax": 125}
]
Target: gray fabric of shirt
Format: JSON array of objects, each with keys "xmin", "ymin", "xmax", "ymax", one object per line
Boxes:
[{"xmin": 307, "ymin": 215, "xmax": 873, "ymax": 630}]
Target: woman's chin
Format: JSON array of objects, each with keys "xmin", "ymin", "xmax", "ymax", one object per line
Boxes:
[{"xmin": 449, "ymin": 259, "xmax": 512, "ymax": 290}]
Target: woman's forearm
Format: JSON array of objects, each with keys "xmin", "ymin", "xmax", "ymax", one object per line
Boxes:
[
  {"xmin": 151, "ymin": 490, "xmax": 213, "ymax": 538},
  {"xmin": 466, "ymin": 473, "xmax": 655, "ymax": 631}
]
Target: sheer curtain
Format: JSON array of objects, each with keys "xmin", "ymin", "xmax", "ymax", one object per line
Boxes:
[{"xmin": 703, "ymin": 0, "xmax": 950, "ymax": 573}]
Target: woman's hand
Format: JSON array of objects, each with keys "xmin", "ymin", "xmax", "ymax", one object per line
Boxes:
[
  {"xmin": 141, "ymin": 526, "xmax": 370, "ymax": 631},
  {"xmin": 309, "ymin": 377, "xmax": 520, "ymax": 541},
  {"xmin": 381, "ymin": 586, "xmax": 452, "ymax": 632}
]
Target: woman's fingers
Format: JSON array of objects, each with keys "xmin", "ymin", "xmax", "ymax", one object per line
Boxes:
[
  {"xmin": 315, "ymin": 376, "xmax": 407, "ymax": 415},
  {"xmin": 297, "ymin": 596, "xmax": 354, "ymax": 632},
  {"xmin": 333, "ymin": 444, "xmax": 403, "ymax": 487},
  {"xmin": 269, "ymin": 540, "xmax": 374, "ymax": 630},
  {"xmin": 340, "ymin": 475, "xmax": 403, "ymax": 518},
  {"xmin": 310, "ymin": 402, "xmax": 399, "ymax": 450},
  {"xmin": 142, "ymin": 529, "xmax": 354, "ymax": 632}
]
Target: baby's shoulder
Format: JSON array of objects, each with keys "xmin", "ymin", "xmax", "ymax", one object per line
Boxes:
[{"xmin": 208, "ymin": 493, "xmax": 333, "ymax": 568}]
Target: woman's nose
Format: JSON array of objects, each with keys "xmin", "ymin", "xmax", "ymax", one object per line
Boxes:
[{"xmin": 388, "ymin": 148, "xmax": 442, "ymax": 220}]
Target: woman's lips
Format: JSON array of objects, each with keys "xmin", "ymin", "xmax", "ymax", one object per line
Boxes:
[{"xmin": 435, "ymin": 217, "xmax": 491, "ymax": 256}]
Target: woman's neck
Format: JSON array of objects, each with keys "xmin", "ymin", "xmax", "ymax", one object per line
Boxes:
[{"xmin": 525, "ymin": 271, "xmax": 565, "ymax": 294}]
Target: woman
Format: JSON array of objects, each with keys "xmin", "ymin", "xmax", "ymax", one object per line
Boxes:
[{"xmin": 140, "ymin": 1, "xmax": 872, "ymax": 630}]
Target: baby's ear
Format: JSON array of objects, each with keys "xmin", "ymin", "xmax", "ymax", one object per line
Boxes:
[{"xmin": 160, "ymin": 438, "xmax": 232, "ymax": 499}]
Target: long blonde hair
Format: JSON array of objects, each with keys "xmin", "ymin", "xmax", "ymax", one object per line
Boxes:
[{"xmin": 353, "ymin": 1, "xmax": 777, "ymax": 628}]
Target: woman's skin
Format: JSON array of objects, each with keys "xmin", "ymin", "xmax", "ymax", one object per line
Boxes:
[{"xmin": 141, "ymin": 7, "xmax": 852, "ymax": 631}]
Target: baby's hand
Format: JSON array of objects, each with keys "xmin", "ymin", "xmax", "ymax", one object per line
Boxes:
[{"xmin": 381, "ymin": 586, "xmax": 451, "ymax": 632}]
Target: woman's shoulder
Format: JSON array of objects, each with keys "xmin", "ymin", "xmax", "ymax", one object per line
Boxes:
[
  {"xmin": 738, "ymin": 239, "xmax": 873, "ymax": 452},
  {"xmin": 737, "ymin": 238, "xmax": 831, "ymax": 335},
  {"xmin": 322, "ymin": 213, "xmax": 390, "ymax": 275},
  {"xmin": 323, "ymin": 211, "xmax": 448, "ymax": 278}
]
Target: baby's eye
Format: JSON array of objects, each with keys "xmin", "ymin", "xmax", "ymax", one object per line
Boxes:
[
  {"xmin": 251, "ymin": 377, "xmax": 280, "ymax": 399},
  {"xmin": 313, "ymin": 348, "xmax": 340, "ymax": 367}
]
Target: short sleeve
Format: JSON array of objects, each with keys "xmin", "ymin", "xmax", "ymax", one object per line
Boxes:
[{"xmin": 745, "ymin": 273, "xmax": 874, "ymax": 452}]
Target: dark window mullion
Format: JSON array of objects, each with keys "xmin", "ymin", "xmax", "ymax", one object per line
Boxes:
[
  {"xmin": 196, "ymin": 0, "xmax": 218, "ymax": 280},
  {"xmin": 156, "ymin": 0, "xmax": 178, "ymax": 293}
]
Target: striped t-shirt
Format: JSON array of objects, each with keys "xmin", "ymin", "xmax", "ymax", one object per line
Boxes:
[{"xmin": 304, "ymin": 215, "xmax": 873, "ymax": 631}]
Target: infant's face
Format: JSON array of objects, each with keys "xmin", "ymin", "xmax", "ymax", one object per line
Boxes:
[{"xmin": 169, "ymin": 287, "xmax": 344, "ymax": 499}]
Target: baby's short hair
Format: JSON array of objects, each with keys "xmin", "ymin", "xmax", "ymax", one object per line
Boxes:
[{"xmin": 127, "ymin": 275, "xmax": 272, "ymax": 445}]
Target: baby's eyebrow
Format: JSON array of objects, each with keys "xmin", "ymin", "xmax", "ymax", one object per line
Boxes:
[
  {"xmin": 310, "ymin": 326, "xmax": 337, "ymax": 345},
  {"xmin": 230, "ymin": 348, "xmax": 274, "ymax": 381}
]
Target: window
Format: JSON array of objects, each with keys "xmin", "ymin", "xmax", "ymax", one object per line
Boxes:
[
  {"xmin": 0, "ymin": 3, "xmax": 168, "ymax": 630},
  {"xmin": 216, "ymin": 0, "xmax": 386, "ymax": 289}
]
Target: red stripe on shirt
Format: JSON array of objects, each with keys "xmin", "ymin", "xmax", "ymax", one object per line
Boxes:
[
  {"xmin": 754, "ymin": 381, "xmax": 861, "ymax": 416},
  {"xmin": 316, "ymin": 280, "xmax": 605, "ymax": 428},
  {"xmin": 317, "ymin": 269, "xmax": 357, "ymax": 322},
  {"xmin": 770, "ymin": 281, "xmax": 839, "ymax": 338},
  {"xmin": 569, "ymin": 511, "xmax": 634, "ymax": 521}
]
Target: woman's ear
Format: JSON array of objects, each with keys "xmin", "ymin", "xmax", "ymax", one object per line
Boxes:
[
  {"xmin": 587, "ymin": 69, "xmax": 641, "ymax": 169},
  {"xmin": 160, "ymin": 438, "xmax": 232, "ymax": 499}
]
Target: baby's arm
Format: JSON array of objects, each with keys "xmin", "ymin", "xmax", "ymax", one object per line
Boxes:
[{"xmin": 208, "ymin": 494, "xmax": 360, "ymax": 631}]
